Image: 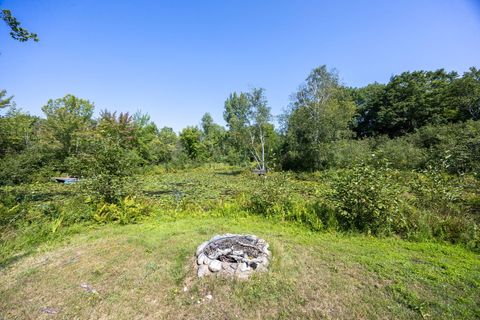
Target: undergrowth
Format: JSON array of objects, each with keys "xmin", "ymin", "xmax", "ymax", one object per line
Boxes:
[{"xmin": 1, "ymin": 164, "xmax": 479, "ymax": 266}]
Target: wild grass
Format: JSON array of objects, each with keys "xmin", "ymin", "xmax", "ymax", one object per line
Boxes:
[
  {"xmin": 1, "ymin": 164, "xmax": 479, "ymax": 265},
  {"xmin": 0, "ymin": 164, "xmax": 479, "ymax": 318}
]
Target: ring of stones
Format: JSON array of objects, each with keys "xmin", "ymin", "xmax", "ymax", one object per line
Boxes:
[{"xmin": 196, "ymin": 234, "xmax": 271, "ymax": 279}]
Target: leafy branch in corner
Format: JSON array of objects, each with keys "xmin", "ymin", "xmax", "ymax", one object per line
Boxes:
[{"xmin": 1, "ymin": 9, "xmax": 38, "ymax": 42}]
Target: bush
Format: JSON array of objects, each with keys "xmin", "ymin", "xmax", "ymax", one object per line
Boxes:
[
  {"xmin": 66, "ymin": 137, "xmax": 142, "ymax": 203},
  {"xmin": 413, "ymin": 120, "xmax": 480, "ymax": 174},
  {"xmin": 407, "ymin": 171, "xmax": 463, "ymax": 215},
  {"xmin": 372, "ymin": 136, "xmax": 427, "ymax": 170},
  {"xmin": 0, "ymin": 149, "xmax": 58, "ymax": 185},
  {"xmin": 319, "ymin": 139, "xmax": 373, "ymax": 169},
  {"xmin": 329, "ymin": 166, "xmax": 407, "ymax": 235},
  {"xmin": 245, "ymin": 175, "xmax": 323, "ymax": 230},
  {"xmin": 93, "ymin": 196, "xmax": 150, "ymax": 224},
  {"xmin": 241, "ymin": 166, "xmax": 479, "ymax": 248}
]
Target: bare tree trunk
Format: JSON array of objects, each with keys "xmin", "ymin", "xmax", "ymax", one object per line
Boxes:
[{"xmin": 259, "ymin": 125, "xmax": 265, "ymax": 171}]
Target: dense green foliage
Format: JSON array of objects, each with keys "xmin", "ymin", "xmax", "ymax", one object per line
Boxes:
[
  {"xmin": 1, "ymin": 165, "xmax": 478, "ymax": 268},
  {"xmin": 2, "ymin": 65, "xmax": 479, "ymax": 177},
  {"xmin": 282, "ymin": 66, "xmax": 356, "ymax": 170},
  {"xmin": 352, "ymin": 68, "xmax": 480, "ymax": 137},
  {"xmin": 1, "ymin": 65, "xmax": 479, "ymax": 263}
]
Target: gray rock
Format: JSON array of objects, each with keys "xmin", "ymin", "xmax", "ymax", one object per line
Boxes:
[
  {"xmin": 221, "ymin": 262, "xmax": 231, "ymax": 270},
  {"xmin": 208, "ymin": 260, "xmax": 222, "ymax": 272},
  {"xmin": 256, "ymin": 263, "xmax": 267, "ymax": 272},
  {"xmin": 197, "ymin": 264, "xmax": 209, "ymax": 277},
  {"xmin": 197, "ymin": 253, "xmax": 206, "ymax": 265},
  {"xmin": 196, "ymin": 241, "xmax": 209, "ymax": 256},
  {"xmin": 203, "ymin": 256, "xmax": 212, "ymax": 265},
  {"xmin": 262, "ymin": 243, "xmax": 270, "ymax": 253},
  {"xmin": 238, "ymin": 262, "xmax": 250, "ymax": 272},
  {"xmin": 264, "ymin": 248, "xmax": 272, "ymax": 257},
  {"xmin": 197, "ymin": 253, "xmax": 212, "ymax": 265}
]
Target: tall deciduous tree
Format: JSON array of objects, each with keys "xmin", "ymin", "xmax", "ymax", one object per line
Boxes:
[
  {"xmin": 449, "ymin": 67, "xmax": 480, "ymax": 121},
  {"xmin": 223, "ymin": 92, "xmax": 250, "ymax": 161},
  {"xmin": 223, "ymin": 88, "xmax": 273, "ymax": 170},
  {"xmin": 200, "ymin": 113, "xmax": 226, "ymax": 162},
  {"xmin": 97, "ymin": 110, "xmax": 137, "ymax": 148},
  {"xmin": 149, "ymin": 127, "xmax": 178, "ymax": 163},
  {"xmin": 179, "ymin": 126, "xmax": 204, "ymax": 160},
  {"xmin": 379, "ymin": 69, "xmax": 458, "ymax": 136},
  {"xmin": 349, "ymin": 83, "xmax": 386, "ymax": 137},
  {"xmin": 0, "ymin": 107, "xmax": 38, "ymax": 156},
  {"xmin": 283, "ymin": 66, "xmax": 356, "ymax": 170},
  {"xmin": 42, "ymin": 94, "xmax": 94, "ymax": 157},
  {"xmin": 132, "ymin": 111, "xmax": 159, "ymax": 162},
  {"xmin": 246, "ymin": 88, "xmax": 271, "ymax": 170}
]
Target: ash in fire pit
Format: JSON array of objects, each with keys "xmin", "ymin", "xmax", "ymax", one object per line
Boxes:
[{"xmin": 196, "ymin": 234, "xmax": 271, "ymax": 279}]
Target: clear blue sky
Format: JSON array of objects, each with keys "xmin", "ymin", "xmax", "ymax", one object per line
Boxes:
[{"xmin": 1, "ymin": 0, "xmax": 479, "ymax": 131}]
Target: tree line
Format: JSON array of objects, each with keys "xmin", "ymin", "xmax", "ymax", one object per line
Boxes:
[{"xmin": 1, "ymin": 65, "xmax": 479, "ymax": 187}]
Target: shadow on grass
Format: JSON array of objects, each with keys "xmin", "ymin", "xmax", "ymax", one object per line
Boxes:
[
  {"xmin": 0, "ymin": 251, "xmax": 32, "ymax": 269},
  {"xmin": 143, "ymin": 190, "xmax": 175, "ymax": 196},
  {"xmin": 216, "ymin": 170, "xmax": 243, "ymax": 176}
]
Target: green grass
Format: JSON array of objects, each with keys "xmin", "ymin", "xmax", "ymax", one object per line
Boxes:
[
  {"xmin": 1, "ymin": 215, "xmax": 479, "ymax": 319},
  {"xmin": 1, "ymin": 164, "xmax": 479, "ymax": 319}
]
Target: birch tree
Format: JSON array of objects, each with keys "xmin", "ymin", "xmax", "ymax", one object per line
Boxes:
[
  {"xmin": 246, "ymin": 88, "xmax": 271, "ymax": 170},
  {"xmin": 284, "ymin": 65, "xmax": 356, "ymax": 170},
  {"xmin": 223, "ymin": 88, "xmax": 272, "ymax": 170}
]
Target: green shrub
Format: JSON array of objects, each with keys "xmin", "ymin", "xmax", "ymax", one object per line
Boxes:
[
  {"xmin": 0, "ymin": 203, "xmax": 22, "ymax": 227},
  {"xmin": 407, "ymin": 171, "xmax": 463, "ymax": 215},
  {"xmin": 372, "ymin": 136, "xmax": 427, "ymax": 170},
  {"xmin": 433, "ymin": 215, "xmax": 479, "ymax": 247},
  {"xmin": 66, "ymin": 137, "xmax": 142, "ymax": 203},
  {"xmin": 329, "ymin": 166, "xmax": 406, "ymax": 235},
  {"xmin": 245, "ymin": 175, "xmax": 323, "ymax": 230},
  {"xmin": 413, "ymin": 120, "xmax": 480, "ymax": 174},
  {"xmin": 0, "ymin": 149, "xmax": 58, "ymax": 185},
  {"xmin": 241, "ymin": 166, "xmax": 478, "ymax": 248},
  {"xmin": 319, "ymin": 139, "xmax": 373, "ymax": 169},
  {"xmin": 93, "ymin": 196, "xmax": 150, "ymax": 224}
]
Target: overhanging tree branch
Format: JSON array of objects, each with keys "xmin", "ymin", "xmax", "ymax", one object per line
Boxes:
[{"xmin": 1, "ymin": 9, "xmax": 39, "ymax": 43}]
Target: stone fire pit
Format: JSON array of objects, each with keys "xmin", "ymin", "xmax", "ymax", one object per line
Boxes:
[{"xmin": 195, "ymin": 234, "xmax": 271, "ymax": 279}]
